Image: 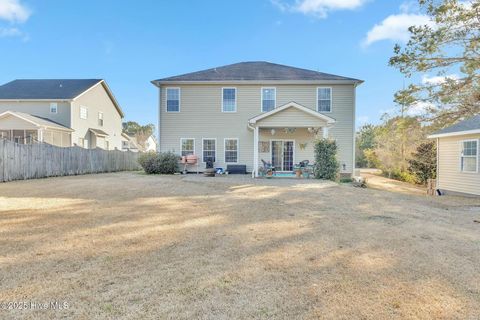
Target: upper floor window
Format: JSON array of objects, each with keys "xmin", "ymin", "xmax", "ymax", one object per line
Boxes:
[
  {"xmin": 317, "ymin": 87, "xmax": 332, "ymax": 112},
  {"xmin": 461, "ymin": 139, "xmax": 478, "ymax": 173},
  {"xmin": 98, "ymin": 112, "xmax": 104, "ymax": 126},
  {"xmin": 166, "ymin": 88, "xmax": 180, "ymax": 112},
  {"xmin": 181, "ymin": 138, "xmax": 195, "ymax": 157},
  {"xmin": 222, "ymin": 88, "xmax": 237, "ymax": 112},
  {"xmin": 50, "ymin": 103, "xmax": 58, "ymax": 114},
  {"xmin": 261, "ymin": 88, "xmax": 276, "ymax": 112},
  {"xmin": 224, "ymin": 138, "xmax": 238, "ymax": 163},
  {"xmin": 80, "ymin": 106, "xmax": 88, "ymax": 119}
]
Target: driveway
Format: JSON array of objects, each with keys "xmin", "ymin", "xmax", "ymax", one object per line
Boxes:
[{"xmin": 0, "ymin": 172, "xmax": 479, "ymax": 319}]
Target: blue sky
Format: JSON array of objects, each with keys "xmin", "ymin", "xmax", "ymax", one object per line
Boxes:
[{"xmin": 0, "ymin": 0, "xmax": 434, "ymax": 129}]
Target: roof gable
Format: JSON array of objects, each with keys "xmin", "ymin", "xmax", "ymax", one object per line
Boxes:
[
  {"xmin": 154, "ymin": 61, "xmax": 362, "ymax": 83},
  {"xmin": 249, "ymin": 101, "xmax": 336, "ymax": 126},
  {"xmin": 0, "ymin": 111, "xmax": 73, "ymax": 131}
]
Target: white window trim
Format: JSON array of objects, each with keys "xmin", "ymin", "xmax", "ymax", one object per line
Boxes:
[
  {"xmin": 222, "ymin": 87, "xmax": 237, "ymax": 113},
  {"xmin": 201, "ymin": 138, "xmax": 217, "ymax": 163},
  {"xmin": 317, "ymin": 87, "xmax": 333, "ymax": 113},
  {"xmin": 80, "ymin": 106, "xmax": 88, "ymax": 119},
  {"xmin": 224, "ymin": 138, "xmax": 239, "ymax": 164},
  {"xmin": 180, "ymin": 138, "xmax": 195, "ymax": 156},
  {"xmin": 50, "ymin": 102, "xmax": 58, "ymax": 114},
  {"xmin": 166, "ymin": 87, "xmax": 181, "ymax": 113},
  {"xmin": 460, "ymin": 139, "xmax": 479, "ymax": 173},
  {"xmin": 98, "ymin": 112, "xmax": 104, "ymax": 126},
  {"xmin": 261, "ymin": 87, "xmax": 276, "ymax": 113}
]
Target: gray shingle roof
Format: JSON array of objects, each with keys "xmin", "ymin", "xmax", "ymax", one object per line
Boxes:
[
  {"xmin": 0, "ymin": 79, "xmax": 103, "ymax": 100},
  {"xmin": 432, "ymin": 114, "xmax": 480, "ymax": 136},
  {"xmin": 154, "ymin": 61, "xmax": 362, "ymax": 82}
]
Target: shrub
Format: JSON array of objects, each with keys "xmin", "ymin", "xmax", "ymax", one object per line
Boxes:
[
  {"xmin": 138, "ymin": 151, "xmax": 179, "ymax": 174},
  {"xmin": 314, "ymin": 139, "xmax": 339, "ymax": 181},
  {"xmin": 383, "ymin": 168, "xmax": 419, "ymax": 184}
]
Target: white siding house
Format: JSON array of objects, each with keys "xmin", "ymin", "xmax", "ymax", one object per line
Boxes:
[
  {"xmin": 429, "ymin": 115, "xmax": 480, "ymax": 196},
  {"xmin": 152, "ymin": 61, "xmax": 363, "ymax": 177},
  {"xmin": 0, "ymin": 79, "xmax": 125, "ymax": 150}
]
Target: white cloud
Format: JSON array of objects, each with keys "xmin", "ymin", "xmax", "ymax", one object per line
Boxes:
[
  {"xmin": 271, "ymin": 0, "xmax": 369, "ymax": 18},
  {"xmin": 0, "ymin": 0, "xmax": 30, "ymax": 23},
  {"xmin": 363, "ymin": 13, "xmax": 433, "ymax": 46},
  {"xmin": 407, "ymin": 101, "xmax": 435, "ymax": 116},
  {"xmin": 422, "ymin": 74, "xmax": 459, "ymax": 85},
  {"xmin": 0, "ymin": 26, "xmax": 19, "ymax": 36}
]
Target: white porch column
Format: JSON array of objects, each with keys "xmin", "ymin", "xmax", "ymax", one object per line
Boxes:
[
  {"xmin": 253, "ymin": 126, "xmax": 259, "ymax": 177},
  {"xmin": 322, "ymin": 126, "xmax": 329, "ymax": 139}
]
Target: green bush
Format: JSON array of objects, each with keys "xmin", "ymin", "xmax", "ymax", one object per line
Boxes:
[
  {"xmin": 314, "ymin": 139, "xmax": 339, "ymax": 181},
  {"xmin": 383, "ymin": 168, "xmax": 418, "ymax": 184},
  {"xmin": 138, "ymin": 151, "xmax": 179, "ymax": 174}
]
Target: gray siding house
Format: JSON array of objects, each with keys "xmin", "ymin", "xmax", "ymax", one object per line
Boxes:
[
  {"xmin": 0, "ymin": 79, "xmax": 125, "ymax": 150},
  {"xmin": 152, "ymin": 61, "xmax": 363, "ymax": 177},
  {"xmin": 429, "ymin": 115, "xmax": 480, "ymax": 196}
]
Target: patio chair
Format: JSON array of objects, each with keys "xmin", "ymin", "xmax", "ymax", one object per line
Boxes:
[{"xmin": 261, "ymin": 159, "xmax": 276, "ymax": 177}]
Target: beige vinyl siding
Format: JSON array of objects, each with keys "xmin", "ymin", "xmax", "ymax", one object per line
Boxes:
[
  {"xmin": 438, "ymin": 134, "xmax": 480, "ymax": 196},
  {"xmin": 159, "ymin": 84, "xmax": 355, "ymax": 173},
  {"xmin": 256, "ymin": 107, "xmax": 329, "ymax": 127},
  {"xmin": 0, "ymin": 114, "xmax": 38, "ymax": 129},
  {"xmin": 71, "ymin": 83, "xmax": 123, "ymax": 150},
  {"xmin": 258, "ymin": 128, "xmax": 315, "ymax": 166},
  {"xmin": 0, "ymin": 101, "xmax": 71, "ymax": 128}
]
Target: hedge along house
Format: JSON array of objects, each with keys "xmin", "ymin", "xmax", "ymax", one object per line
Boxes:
[
  {"xmin": 0, "ymin": 79, "xmax": 125, "ymax": 150},
  {"xmin": 152, "ymin": 61, "xmax": 363, "ymax": 177},
  {"xmin": 429, "ymin": 114, "xmax": 480, "ymax": 196}
]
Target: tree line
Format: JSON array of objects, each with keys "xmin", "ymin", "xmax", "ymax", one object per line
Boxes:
[{"xmin": 356, "ymin": 0, "xmax": 479, "ymax": 185}]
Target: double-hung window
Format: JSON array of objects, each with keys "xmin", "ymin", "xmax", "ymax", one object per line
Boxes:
[
  {"xmin": 181, "ymin": 138, "xmax": 195, "ymax": 157},
  {"xmin": 50, "ymin": 103, "xmax": 58, "ymax": 114},
  {"xmin": 202, "ymin": 139, "xmax": 216, "ymax": 163},
  {"xmin": 80, "ymin": 106, "xmax": 88, "ymax": 119},
  {"xmin": 461, "ymin": 140, "xmax": 478, "ymax": 173},
  {"xmin": 261, "ymin": 88, "xmax": 276, "ymax": 112},
  {"xmin": 166, "ymin": 88, "xmax": 180, "ymax": 112},
  {"xmin": 98, "ymin": 112, "xmax": 104, "ymax": 126},
  {"xmin": 317, "ymin": 87, "xmax": 332, "ymax": 112},
  {"xmin": 222, "ymin": 88, "xmax": 237, "ymax": 112},
  {"xmin": 224, "ymin": 139, "xmax": 238, "ymax": 163}
]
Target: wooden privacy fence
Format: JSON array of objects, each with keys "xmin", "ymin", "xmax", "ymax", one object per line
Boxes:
[{"xmin": 0, "ymin": 139, "xmax": 141, "ymax": 182}]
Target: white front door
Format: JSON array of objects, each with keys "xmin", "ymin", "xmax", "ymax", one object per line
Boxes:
[{"xmin": 271, "ymin": 140, "xmax": 294, "ymax": 171}]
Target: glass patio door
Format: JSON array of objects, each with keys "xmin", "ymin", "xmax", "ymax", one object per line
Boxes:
[{"xmin": 271, "ymin": 140, "xmax": 294, "ymax": 171}]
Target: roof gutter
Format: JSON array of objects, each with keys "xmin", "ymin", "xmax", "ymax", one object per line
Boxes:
[
  {"xmin": 428, "ymin": 129, "xmax": 480, "ymax": 139},
  {"xmin": 151, "ymin": 79, "xmax": 363, "ymax": 86}
]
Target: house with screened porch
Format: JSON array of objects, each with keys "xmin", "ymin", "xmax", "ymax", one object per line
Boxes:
[
  {"xmin": 0, "ymin": 79, "xmax": 125, "ymax": 150},
  {"xmin": 152, "ymin": 61, "xmax": 363, "ymax": 177}
]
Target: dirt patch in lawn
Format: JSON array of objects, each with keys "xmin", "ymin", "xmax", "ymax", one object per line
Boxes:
[{"xmin": 0, "ymin": 172, "xmax": 479, "ymax": 319}]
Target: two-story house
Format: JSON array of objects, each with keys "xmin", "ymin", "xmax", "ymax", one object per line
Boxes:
[
  {"xmin": 152, "ymin": 61, "xmax": 363, "ymax": 177},
  {"xmin": 0, "ymin": 79, "xmax": 125, "ymax": 150}
]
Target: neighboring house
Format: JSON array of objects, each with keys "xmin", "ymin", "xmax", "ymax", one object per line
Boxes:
[
  {"xmin": 151, "ymin": 61, "xmax": 363, "ymax": 176},
  {"xmin": 0, "ymin": 79, "xmax": 124, "ymax": 150},
  {"xmin": 429, "ymin": 115, "xmax": 480, "ymax": 196},
  {"xmin": 144, "ymin": 135, "xmax": 157, "ymax": 152},
  {"xmin": 121, "ymin": 133, "xmax": 140, "ymax": 152},
  {"xmin": 121, "ymin": 134, "xmax": 156, "ymax": 152}
]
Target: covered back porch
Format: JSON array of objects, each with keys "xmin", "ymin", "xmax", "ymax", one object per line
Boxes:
[
  {"xmin": 248, "ymin": 102, "xmax": 335, "ymax": 177},
  {"xmin": 0, "ymin": 111, "xmax": 73, "ymax": 147}
]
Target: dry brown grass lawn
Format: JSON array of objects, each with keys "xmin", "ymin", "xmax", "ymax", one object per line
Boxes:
[{"xmin": 0, "ymin": 172, "xmax": 479, "ymax": 319}]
